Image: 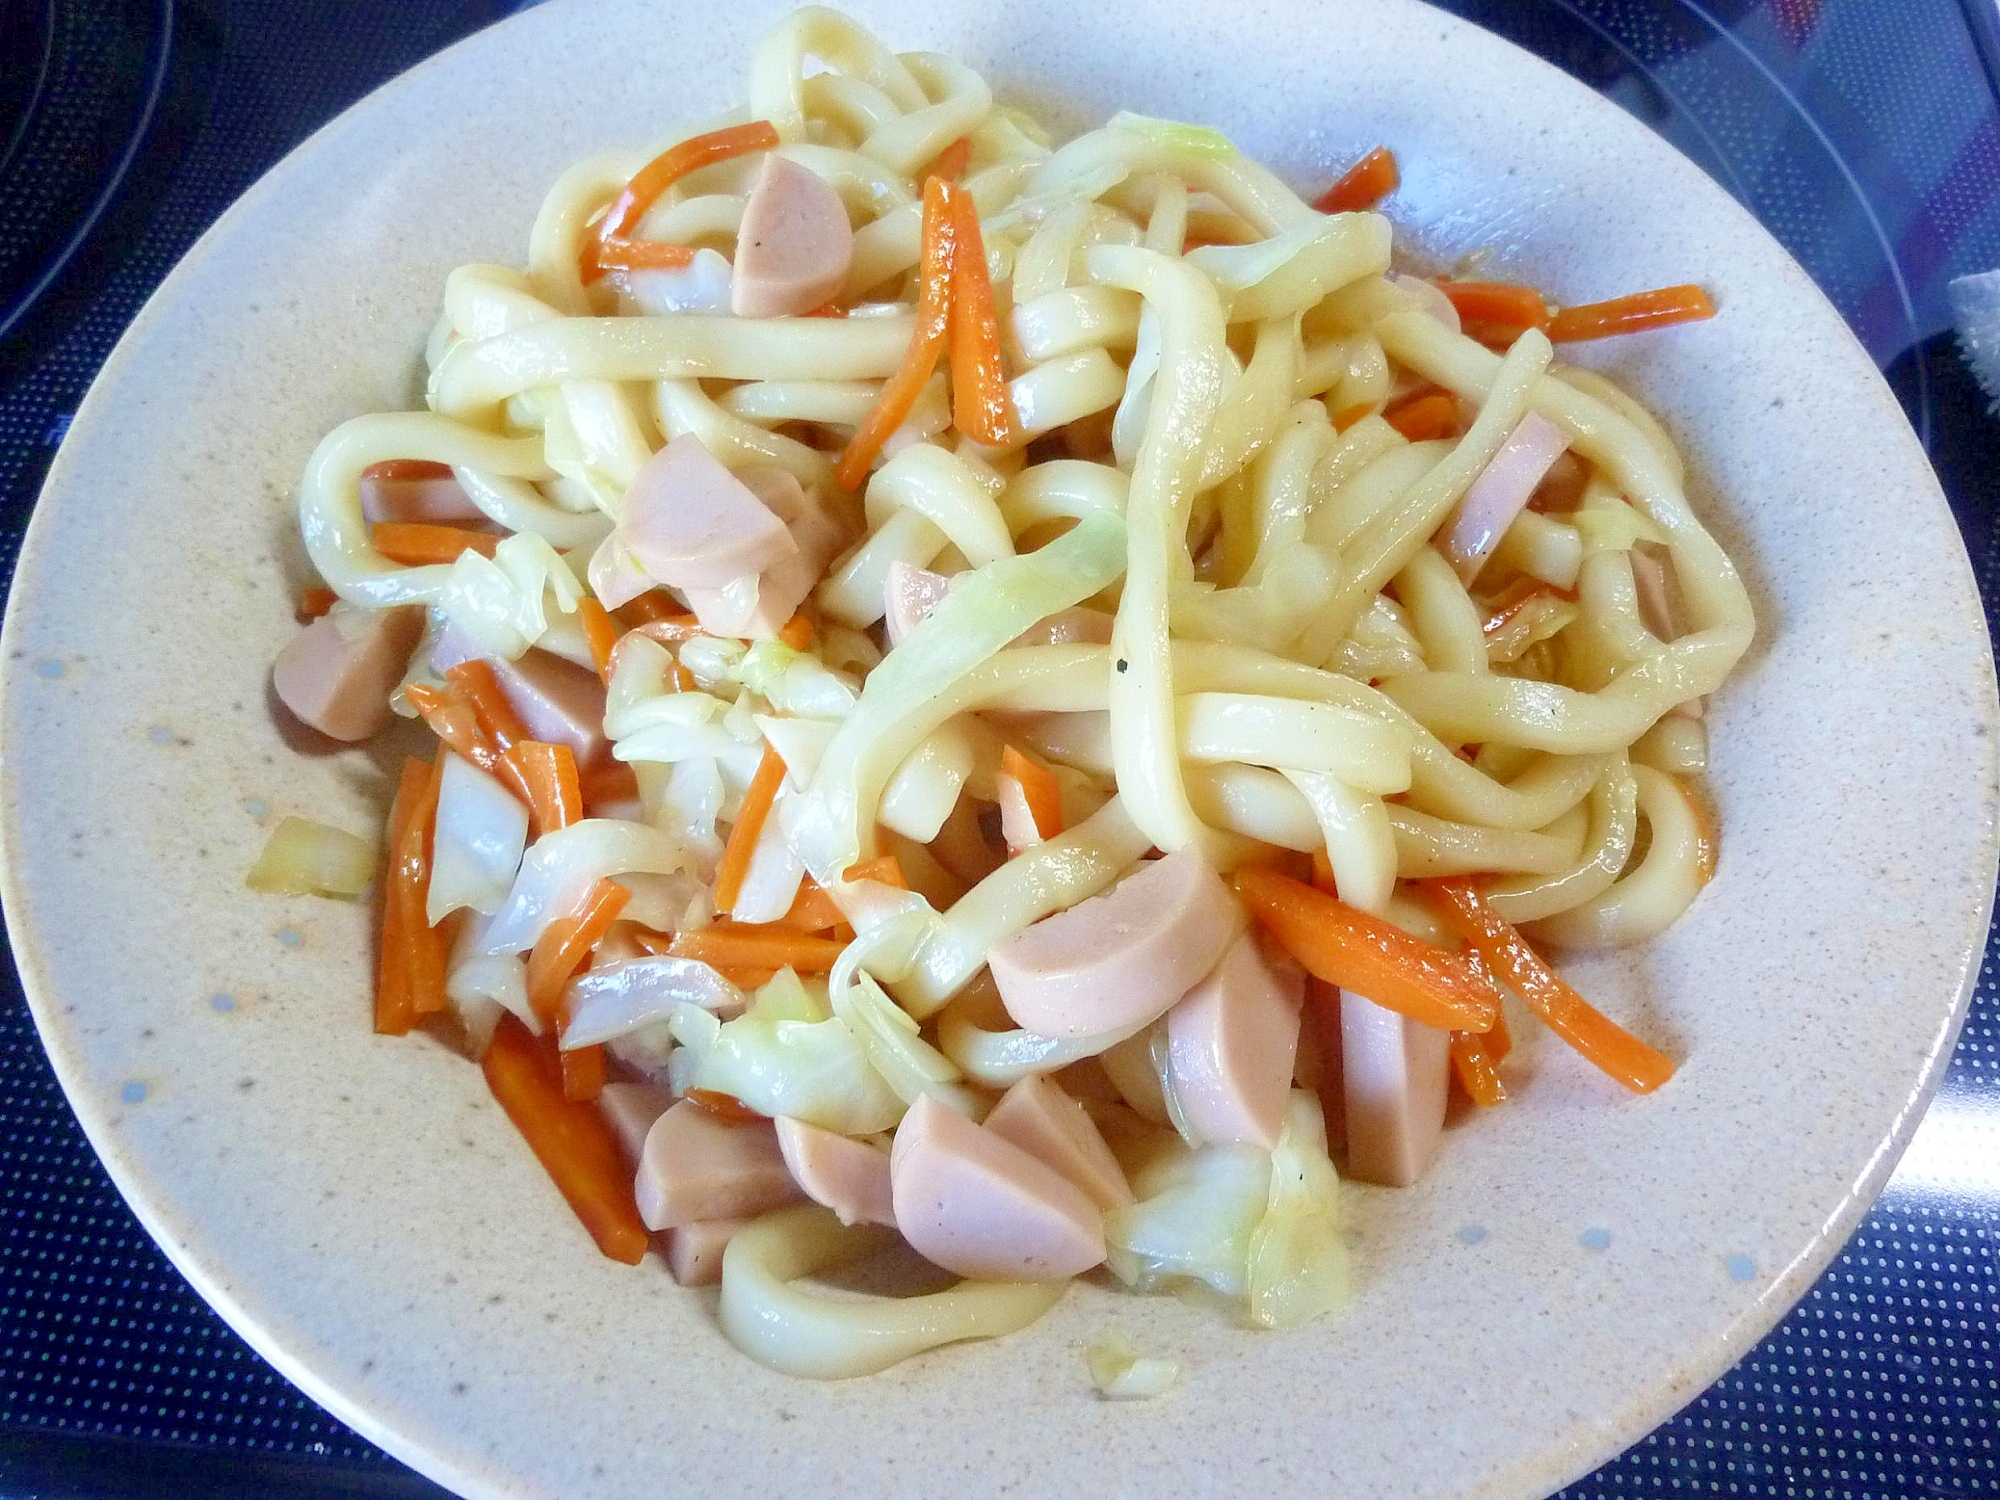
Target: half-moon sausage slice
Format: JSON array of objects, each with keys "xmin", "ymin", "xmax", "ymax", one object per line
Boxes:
[
  {"xmin": 663, "ymin": 1216, "xmax": 752, "ymax": 1286},
  {"xmin": 272, "ymin": 606, "xmax": 424, "ymax": 742},
  {"xmin": 889, "ymin": 1094, "xmax": 1105, "ymax": 1281},
  {"xmin": 634, "ymin": 1099, "xmax": 802, "ymax": 1231},
  {"xmin": 1340, "ymin": 991, "xmax": 1450, "ymax": 1187},
  {"xmin": 731, "ymin": 154, "xmax": 855, "ymax": 319},
  {"xmin": 1166, "ymin": 931, "xmax": 1304, "ymax": 1149},
  {"xmin": 982, "ymin": 1075, "xmax": 1133, "ymax": 1210},
  {"xmin": 987, "ymin": 847, "xmax": 1242, "ymax": 1039},
  {"xmin": 774, "ymin": 1116, "xmax": 894, "ymax": 1227},
  {"xmin": 596, "ymin": 1080, "xmax": 673, "ymax": 1168},
  {"xmin": 620, "ymin": 435, "xmax": 797, "ymax": 591}
]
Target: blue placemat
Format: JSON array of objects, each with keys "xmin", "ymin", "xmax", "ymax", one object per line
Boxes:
[{"xmin": 0, "ymin": 1, "xmax": 1994, "ymax": 1495}]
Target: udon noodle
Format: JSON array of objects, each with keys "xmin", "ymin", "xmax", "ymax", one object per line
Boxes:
[{"xmin": 268, "ymin": 6, "xmax": 1750, "ymax": 1381}]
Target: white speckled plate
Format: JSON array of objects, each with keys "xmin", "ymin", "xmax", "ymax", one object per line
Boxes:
[{"xmin": 2, "ymin": 0, "xmax": 1994, "ymax": 1495}]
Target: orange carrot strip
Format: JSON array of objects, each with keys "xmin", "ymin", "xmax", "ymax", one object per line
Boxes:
[
  {"xmin": 1232, "ymin": 867, "xmax": 1498, "ymax": 1032},
  {"xmin": 835, "ymin": 174, "xmax": 958, "ymax": 491},
  {"xmin": 777, "ymin": 877, "xmax": 847, "ymax": 933},
  {"xmin": 1328, "ymin": 402, "xmax": 1376, "ymax": 433},
  {"xmin": 371, "ymin": 523, "xmax": 499, "ymax": 566},
  {"xmin": 583, "ymin": 120, "xmax": 781, "ymax": 284},
  {"xmin": 445, "ymin": 659, "xmax": 528, "ymax": 749},
  {"xmin": 1547, "ymin": 284, "xmax": 1716, "ymax": 343},
  {"xmin": 482, "ymin": 1013, "xmax": 649, "ymax": 1264},
  {"xmin": 402, "ymin": 681, "xmax": 535, "ymax": 805},
  {"xmin": 297, "ymin": 586, "xmax": 337, "ymax": 621},
  {"xmin": 506, "ymin": 740, "xmax": 584, "ymax": 835},
  {"xmin": 685, "ymin": 1087, "xmax": 766, "ymax": 1123},
  {"xmin": 580, "ymin": 758, "xmax": 641, "ymax": 810},
  {"xmin": 777, "ymin": 612, "xmax": 814, "ymax": 651},
  {"xmin": 393, "ymin": 755, "xmax": 449, "ymax": 1016},
  {"xmin": 1680, "ymin": 781, "xmax": 1719, "ymax": 886},
  {"xmin": 1460, "ymin": 942, "xmax": 1512, "ymax": 1060},
  {"xmin": 841, "ymin": 854, "xmax": 908, "ymax": 889},
  {"xmin": 1429, "ymin": 879, "xmax": 1675, "ymax": 1092},
  {"xmin": 999, "ymin": 745, "xmax": 1064, "ymax": 841},
  {"xmin": 924, "ymin": 135, "xmax": 973, "ymax": 184},
  {"xmin": 1383, "ymin": 390, "xmax": 1459, "ymax": 442},
  {"xmin": 800, "ymin": 301, "xmax": 847, "ymax": 318},
  {"xmin": 1309, "ymin": 847, "xmax": 1338, "ymax": 895},
  {"xmin": 577, "ymin": 598, "xmax": 622, "ymax": 682},
  {"xmin": 1449, "ymin": 1031, "xmax": 1508, "ymax": 1106},
  {"xmin": 1434, "ymin": 280, "xmax": 1550, "ymax": 330},
  {"xmin": 720, "ymin": 966, "xmax": 779, "ymax": 989},
  {"xmin": 712, "ymin": 744, "xmax": 786, "ymax": 914},
  {"xmin": 589, "ymin": 238, "xmax": 698, "ymax": 275},
  {"xmin": 663, "ymin": 922, "xmax": 846, "ymax": 974},
  {"xmin": 947, "ymin": 183, "xmax": 1020, "ymax": 447},
  {"xmin": 1312, "ymin": 146, "xmax": 1399, "ymax": 214},
  {"xmin": 560, "ymin": 1041, "xmax": 608, "ymax": 1103},
  {"xmin": 362, "ymin": 458, "xmax": 454, "ymax": 482},
  {"xmin": 618, "ymin": 594, "xmax": 692, "ymax": 628},
  {"xmin": 526, "ymin": 878, "xmax": 632, "ymax": 1025},
  {"xmin": 374, "ymin": 758, "xmax": 429, "ymax": 1036}
]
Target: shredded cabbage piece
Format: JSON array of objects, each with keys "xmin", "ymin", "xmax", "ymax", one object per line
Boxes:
[
  {"xmin": 244, "ymin": 817, "xmax": 374, "ymax": 898},
  {"xmin": 1245, "ymin": 1091, "xmax": 1348, "ymax": 1328},
  {"xmin": 1084, "ymin": 1336, "xmax": 1182, "ymax": 1400}
]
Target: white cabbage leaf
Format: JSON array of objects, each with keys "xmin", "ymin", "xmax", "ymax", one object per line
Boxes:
[{"xmin": 1245, "ymin": 1089, "xmax": 1348, "ymax": 1329}]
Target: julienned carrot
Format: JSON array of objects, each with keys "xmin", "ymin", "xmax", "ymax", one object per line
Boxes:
[
  {"xmin": 362, "ymin": 458, "xmax": 454, "ymax": 482},
  {"xmin": 1383, "ymin": 390, "xmax": 1459, "ymax": 442},
  {"xmin": 588, "ymin": 240, "xmax": 698, "ymax": 275},
  {"xmin": 655, "ymin": 922, "xmax": 847, "ymax": 974},
  {"xmin": 560, "ymin": 1037, "xmax": 608, "ymax": 1104},
  {"xmin": 777, "ymin": 612, "xmax": 815, "ymax": 651},
  {"xmin": 1429, "ymin": 879, "xmax": 1675, "ymax": 1093},
  {"xmin": 999, "ymin": 745, "xmax": 1064, "ymax": 844},
  {"xmin": 526, "ymin": 878, "xmax": 631, "ymax": 1024},
  {"xmin": 618, "ymin": 594, "xmax": 694, "ymax": 629},
  {"xmin": 1547, "ymin": 284, "xmax": 1715, "ymax": 342},
  {"xmin": 482, "ymin": 1013, "xmax": 649, "ymax": 1264},
  {"xmin": 685, "ymin": 1087, "xmax": 766, "ymax": 1123},
  {"xmin": 925, "ymin": 135, "xmax": 973, "ymax": 183},
  {"xmin": 1232, "ymin": 867, "xmax": 1498, "ymax": 1032},
  {"xmin": 445, "ymin": 659, "xmax": 528, "ymax": 749},
  {"xmin": 1328, "ymin": 402, "xmax": 1376, "ymax": 433},
  {"xmin": 506, "ymin": 740, "xmax": 584, "ymax": 835},
  {"xmin": 841, "ymin": 854, "xmax": 909, "ymax": 889},
  {"xmin": 1462, "ymin": 942, "xmax": 1511, "ymax": 1059},
  {"xmin": 371, "ymin": 522, "xmax": 499, "ymax": 566},
  {"xmin": 582, "ymin": 120, "xmax": 781, "ymax": 284},
  {"xmin": 1449, "ymin": 1031, "xmax": 1508, "ymax": 1106},
  {"xmin": 580, "ymin": 759, "xmax": 641, "ymax": 810},
  {"xmin": 403, "ymin": 681, "xmax": 535, "ymax": 806},
  {"xmin": 777, "ymin": 877, "xmax": 847, "ymax": 934},
  {"xmin": 712, "ymin": 744, "xmax": 787, "ymax": 915},
  {"xmin": 374, "ymin": 758, "xmax": 428, "ymax": 1035},
  {"xmin": 392, "ymin": 754, "xmax": 449, "ymax": 1017},
  {"xmin": 1312, "ymin": 145, "xmax": 1399, "ymax": 214},
  {"xmin": 297, "ymin": 586, "xmax": 337, "ymax": 621},
  {"xmin": 1309, "ymin": 847, "xmax": 1337, "ymax": 895},
  {"xmin": 1434, "ymin": 280, "xmax": 1550, "ymax": 330},
  {"xmin": 947, "ymin": 185, "xmax": 1020, "ymax": 447},
  {"xmin": 835, "ymin": 174, "xmax": 958, "ymax": 491},
  {"xmin": 576, "ymin": 598, "xmax": 622, "ymax": 681}
]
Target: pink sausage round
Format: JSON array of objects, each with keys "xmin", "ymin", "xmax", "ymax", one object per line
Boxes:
[
  {"xmin": 889, "ymin": 1095, "xmax": 1105, "ymax": 1281},
  {"xmin": 774, "ymin": 1117, "xmax": 894, "ymax": 1227},
  {"xmin": 982, "ymin": 1075, "xmax": 1133, "ymax": 1211},
  {"xmin": 987, "ymin": 847, "xmax": 1243, "ymax": 1039},
  {"xmin": 271, "ymin": 606, "xmax": 423, "ymax": 742},
  {"xmin": 1165, "ymin": 932, "xmax": 1304, "ymax": 1149},
  {"xmin": 634, "ymin": 1100, "xmax": 802, "ymax": 1231},
  {"xmin": 731, "ymin": 154, "xmax": 855, "ymax": 319},
  {"xmin": 618, "ymin": 435, "xmax": 798, "ymax": 591}
]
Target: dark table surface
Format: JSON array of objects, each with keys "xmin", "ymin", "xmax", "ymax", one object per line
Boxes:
[{"xmin": 0, "ymin": 0, "xmax": 1995, "ymax": 1495}]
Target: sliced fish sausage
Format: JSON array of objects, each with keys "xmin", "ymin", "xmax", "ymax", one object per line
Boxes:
[
  {"xmin": 272, "ymin": 606, "xmax": 424, "ymax": 742},
  {"xmin": 982, "ymin": 1075, "xmax": 1133, "ymax": 1210},
  {"xmin": 634, "ymin": 1100, "xmax": 802, "ymax": 1231},
  {"xmin": 358, "ymin": 467, "xmax": 485, "ymax": 525},
  {"xmin": 731, "ymin": 154, "xmax": 855, "ymax": 319},
  {"xmin": 774, "ymin": 1116, "xmax": 894, "ymax": 1227},
  {"xmin": 1340, "ymin": 992, "xmax": 1450, "ymax": 1188},
  {"xmin": 597, "ymin": 1080, "xmax": 673, "ymax": 1167},
  {"xmin": 663, "ymin": 1216, "xmax": 752, "ymax": 1286},
  {"xmin": 987, "ymin": 847, "xmax": 1243, "ymax": 1039},
  {"xmin": 1166, "ymin": 931, "xmax": 1304, "ymax": 1149},
  {"xmin": 620, "ymin": 435, "xmax": 797, "ymax": 591},
  {"xmin": 889, "ymin": 1094, "xmax": 1105, "ymax": 1281},
  {"xmin": 681, "ymin": 469, "xmax": 846, "ymax": 639},
  {"xmin": 884, "ymin": 562, "xmax": 951, "ymax": 646},
  {"xmin": 432, "ymin": 624, "xmax": 611, "ymax": 769}
]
